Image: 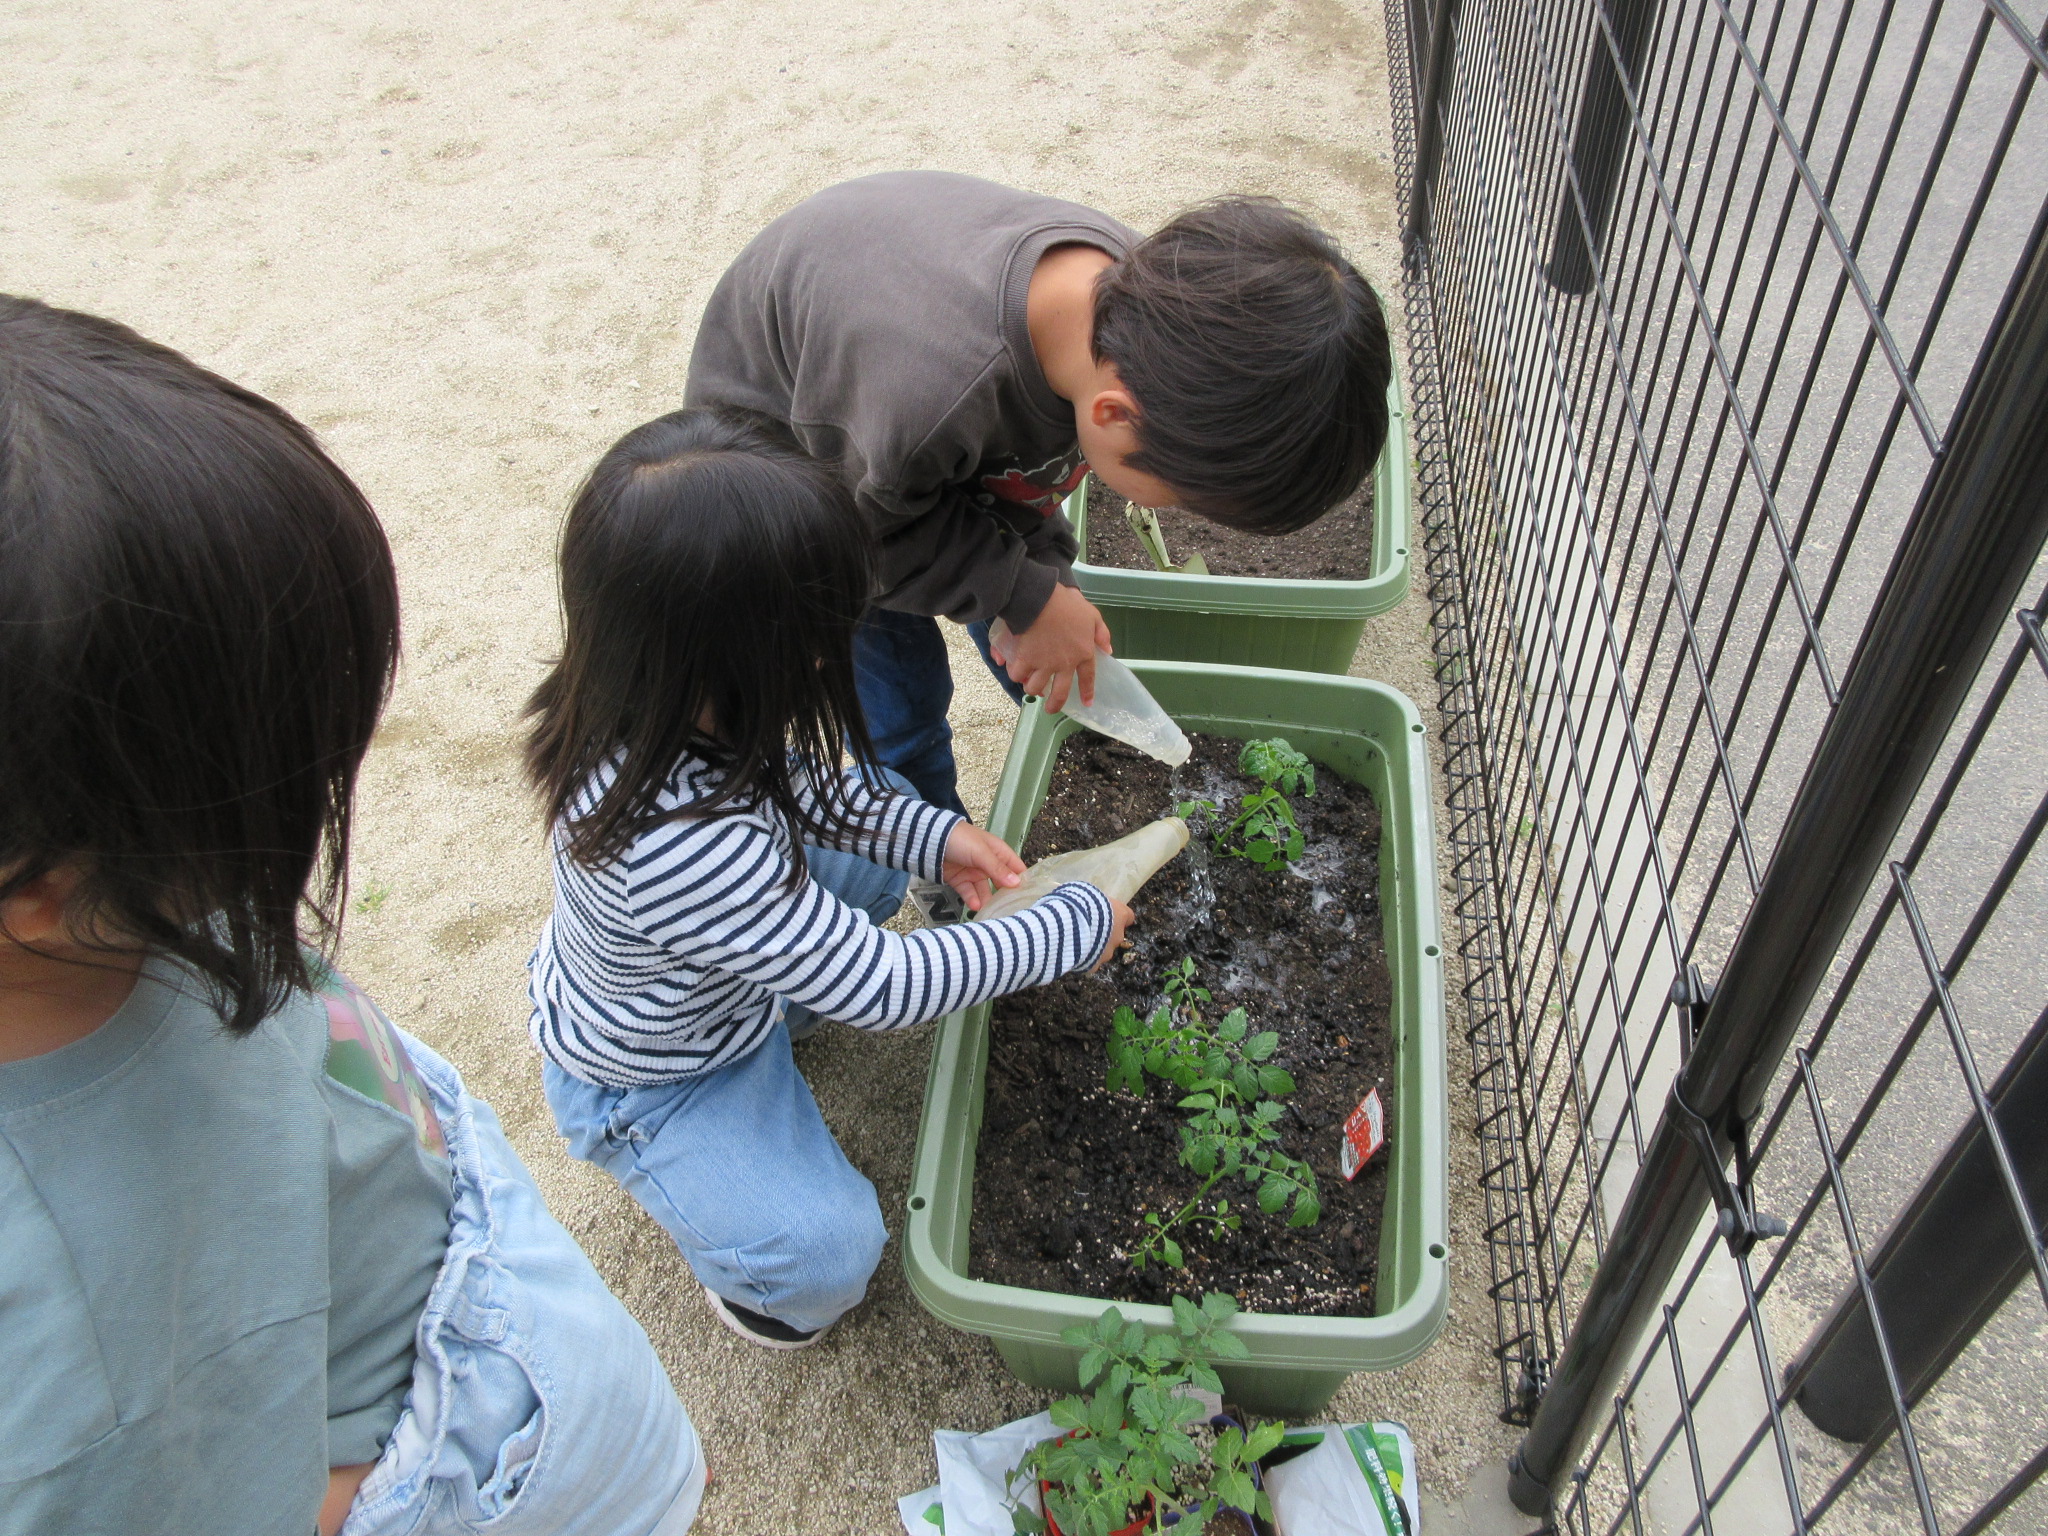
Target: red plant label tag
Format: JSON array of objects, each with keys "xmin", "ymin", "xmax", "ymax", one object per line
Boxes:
[{"xmin": 1341, "ymin": 1088, "xmax": 1386, "ymax": 1180}]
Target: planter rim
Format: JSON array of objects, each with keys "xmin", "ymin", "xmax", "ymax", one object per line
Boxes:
[{"xmin": 903, "ymin": 662, "xmax": 1450, "ymax": 1384}]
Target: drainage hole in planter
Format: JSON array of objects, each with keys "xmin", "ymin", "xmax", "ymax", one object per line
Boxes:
[
  {"xmin": 908, "ymin": 1195, "xmax": 927, "ymax": 1211},
  {"xmin": 1425, "ymin": 945, "xmax": 1439, "ymax": 958},
  {"xmin": 970, "ymin": 730, "xmax": 1394, "ymax": 1319},
  {"xmin": 1429, "ymin": 1244, "xmax": 1446, "ymax": 1260},
  {"xmin": 1411, "ymin": 723, "xmax": 1424, "ymax": 732}
]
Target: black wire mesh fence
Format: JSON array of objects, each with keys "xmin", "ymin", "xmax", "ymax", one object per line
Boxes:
[{"xmin": 1386, "ymin": 0, "xmax": 2048, "ymax": 1528}]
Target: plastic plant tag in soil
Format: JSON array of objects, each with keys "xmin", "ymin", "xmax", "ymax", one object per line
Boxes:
[{"xmin": 1340, "ymin": 1090, "xmax": 1386, "ymax": 1182}]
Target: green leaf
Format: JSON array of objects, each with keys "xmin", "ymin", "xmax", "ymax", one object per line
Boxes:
[
  {"xmin": 1258, "ymin": 1177, "xmax": 1289, "ymax": 1213},
  {"xmin": 1218, "ymin": 1009, "xmax": 1248, "ymax": 1043},
  {"xmin": 1291, "ymin": 1192, "xmax": 1323, "ymax": 1227},
  {"xmin": 1171, "ymin": 1294, "xmax": 1201, "ymax": 1333},
  {"xmin": 1257, "ymin": 1066, "xmax": 1296, "ymax": 1096},
  {"xmin": 1186, "ymin": 1138, "xmax": 1217, "ymax": 1177},
  {"xmin": 1253, "ymin": 1098, "xmax": 1284, "ymax": 1123},
  {"xmin": 1177, "ymin": 1092, "xmax": 1217, "ymax": 1110},
  {"xmin": 1217, "ymin": 1469, "xmax": 1256, "ymax": 1511},
  {"xmin": 1200, "ymin": 1290, "xmax": 1238, "ymax": 1322},
  {"xmin": 1078, "ymin": 1344, "xmax": 1109, "ymax": 1387},
  {"xmin": 1244, "ymin": 838, "xmax": 1275, "ymax": 863},
  {"xmin": 1231, "ymin": 1066, "xmax": 1260, "ymax": 1101},
  {"xmin": 1050, "ymin": 1396, "xmax": 1087, "ymax": 1429},
  {"xmin": 1161, "ymin": 1237, "xmax": 1184, "ymax": 1268},
  {"xmin": 1245, "ymin": 1420, "xmax": 1286, "ymax": 1461},
  {"xmin": 1244, "ymin": 1030, "xmax": 1279, "ymax": 1061}
]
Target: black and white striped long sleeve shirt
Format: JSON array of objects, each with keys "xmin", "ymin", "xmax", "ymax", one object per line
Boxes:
[{"xmin": 528, "ymin": 755, "xmax": 1115, "ymax": 1087}]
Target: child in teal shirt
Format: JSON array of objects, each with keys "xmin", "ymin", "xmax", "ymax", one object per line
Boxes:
[{"xmin": 0, "ymin": 295, "xmax": 702, "ymax": 1536}]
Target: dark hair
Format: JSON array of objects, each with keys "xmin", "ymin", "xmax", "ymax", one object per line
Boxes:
[
  {"xmin": 1092, "ymin": 196, "xmax": 1392, "ymax": 535},
  {"xmin": 525, "ymin": 408, "xmax": 878, "ymax": 875},
  {"xmin": 0, "ymin": 294, "xmax": 400, "ymax": 1032}
]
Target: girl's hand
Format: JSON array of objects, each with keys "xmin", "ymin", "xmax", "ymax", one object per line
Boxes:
[
  {"xmin": 942, "ymin": 824, "xmax": 1027, "ymax": 912},
  {"xmin": 1090, "ymin": 897, "xmax": 1137, "ymax": 971}
]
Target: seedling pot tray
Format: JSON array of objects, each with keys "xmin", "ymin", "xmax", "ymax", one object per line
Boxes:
[
  {"xmin": 904, "ymin": 663, "xmax": 1449, "ymax": 1418},
  {"xmin": 1064, "ymin": 368, "xmax": 1411, "ymax": 675}
]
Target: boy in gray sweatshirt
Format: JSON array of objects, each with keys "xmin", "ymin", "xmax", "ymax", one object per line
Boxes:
[{"xmin": 686, "ymin": 170, "xmax": 1390, "ymax": 820}]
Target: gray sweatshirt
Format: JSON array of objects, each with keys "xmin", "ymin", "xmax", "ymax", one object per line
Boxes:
[{"xmin": 684, "ymin": 171, "xmax": 1137, "ymax": 630}]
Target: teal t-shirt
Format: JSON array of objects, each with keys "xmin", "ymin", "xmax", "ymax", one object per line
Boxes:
[{"xmin": 0, "ymin": 955, "xmax": 453, "ymax": 1536}]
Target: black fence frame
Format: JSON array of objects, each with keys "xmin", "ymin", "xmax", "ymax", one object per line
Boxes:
[{"xmin": 1387, "ymin": 0, "xmax": 2048, "ymax": 1528}]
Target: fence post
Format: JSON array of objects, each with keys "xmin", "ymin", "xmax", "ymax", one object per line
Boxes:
[
  {"xmin": 1787, "ymin": 1005, "xmax": 2048, "ymax": 1441},
  {"xmin": 1506, "ymin": 225, "xmax": 2048, "ymax": 1515},
  {"xmin": 1545, "ymin": 0, "xmax": 1662, "ymax": 294},
  {"xmin": 1403, "ymin": 0, "xmax": 1465, "ymax": 262}
]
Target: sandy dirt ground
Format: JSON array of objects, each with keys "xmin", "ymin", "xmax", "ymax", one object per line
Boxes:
[{"xmin": 2, "ymin": 2, "xmax": 1518, "ymax": 1529}]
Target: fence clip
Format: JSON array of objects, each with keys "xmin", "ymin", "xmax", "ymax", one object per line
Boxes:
[
  {"xmin": 1504, "ymin": 1349, "xmax": 1552, "ymax": 1426},
  {"xmin": 1666, "ymin": 1081, "xmax": 1788, "ymax": 1257},
  {"xmin": 1669, "ymin": 964, "xmax": 1713, "ymax": 1063}
]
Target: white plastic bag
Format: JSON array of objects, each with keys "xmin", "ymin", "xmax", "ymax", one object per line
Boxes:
[
  {"xmin": 918, "ymin": 1410, "xmax": 1059, "ymax": 1536},
  {"xmin": 1261, "ymin": 1421, "xmax": 1420, "ymax": 1536},
  {"xmin": 899, "ymin": 1485, "xmax": 947, "ymax": 1534}
]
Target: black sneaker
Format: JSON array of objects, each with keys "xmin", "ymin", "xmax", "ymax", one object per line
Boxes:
[{"xmin": 702, "ymin": 1284, "xmax": 831, "ymax": 1350}]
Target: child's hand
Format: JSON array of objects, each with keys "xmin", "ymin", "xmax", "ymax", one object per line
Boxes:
[
  {"xmin": 1002, "ymin": 585, "xmax": 1112, "ymax": 714},
  {"xmin": 1090, "ymin": 897, "xmax": 1137, "ymax": 971},
  {"xmin": 942, "ymin": 824, "xmax": 1027, "ymax": 912}
]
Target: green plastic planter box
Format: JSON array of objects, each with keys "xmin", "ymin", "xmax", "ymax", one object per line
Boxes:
[
  {"xmin": 903, "ymin": 661, "xmax": 1448, "ymax": 1418},
  {"xmin": 1063, "ymin": 368, "xmax": 1411, "ymax": 674}
]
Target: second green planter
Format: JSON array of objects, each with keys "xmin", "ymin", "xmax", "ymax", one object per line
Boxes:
[{"xmin": 1063, "ymin": 368, "xmax": 1411, "ymax": 674}]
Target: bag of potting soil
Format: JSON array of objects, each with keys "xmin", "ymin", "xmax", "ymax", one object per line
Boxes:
[{"xmin": 1259, "ymin": 1422, "xmax": 1420, "ymax": 1536}]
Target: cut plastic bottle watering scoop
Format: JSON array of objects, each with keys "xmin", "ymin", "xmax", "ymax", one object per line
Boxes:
[
  {"xmin": 974, "ymin": 817, "xmax": 1189, "ymax": 923},
  {"xmin": 987, "ymin": 621, "xmax": 1191, "ymax": 768}
]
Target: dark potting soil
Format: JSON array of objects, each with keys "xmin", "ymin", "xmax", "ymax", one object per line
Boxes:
[
  {"xmin": 969, "ymin": 732, "xmax": 1394, "ymax": 1317},
  {"xmin": 1081, "ymin": 475, "xmax": 1376, "ymax": 582}
]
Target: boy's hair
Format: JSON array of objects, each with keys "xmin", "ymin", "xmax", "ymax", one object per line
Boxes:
[
  {"xmin": 0, "ymin": 295, "xmax": 400, "ymax": 1033},
  {"xmin": 525, "ymin": 408, "xmax": 878, "ymax": 875},
  {"xmin": 1092, "ymin": 196, "xmax": 1392, "ymax": 535}
]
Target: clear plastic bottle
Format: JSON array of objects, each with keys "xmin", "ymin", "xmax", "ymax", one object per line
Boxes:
[{"xmin": 987, "ymin": 621, "xmax": 1191, "ymax": 768}]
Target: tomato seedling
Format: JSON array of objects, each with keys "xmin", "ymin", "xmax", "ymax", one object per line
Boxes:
[
  {"xmin": 1106, "ymin": 960, "xmax": 1322, "ymax": 1271},
  {"xmin": 1176, "ymin": 737, "xmax": 1317, "ymax": 873}
]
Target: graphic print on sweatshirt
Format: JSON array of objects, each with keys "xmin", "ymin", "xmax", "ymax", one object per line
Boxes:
[{"xmin": 973, "ymin": 446, "xmax": 1087, "ymax": 519}]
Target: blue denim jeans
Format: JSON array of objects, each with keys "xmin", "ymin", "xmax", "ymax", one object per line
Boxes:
[
  {"xmin": 544, "ymin": 1024, "xmax": 888, "ymax": 1335},
  {"xmin": 853, "ymin": 608, "xmax": 1024, "ymax": 818},
  {"xmin": 343, "ymin": 1034, "xmax": 704, "ymax": 1536}
]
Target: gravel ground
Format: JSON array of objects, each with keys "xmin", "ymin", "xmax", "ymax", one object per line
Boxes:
[{"xmin": 1, "ymin": 2, "xmax": 1519, "ymax": 1528}]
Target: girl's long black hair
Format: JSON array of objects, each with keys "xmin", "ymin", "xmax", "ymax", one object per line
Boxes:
[
  {"xmin": 525, "ymin": 408, "xmax": 880, "ymax": 874},
  {"xmin": 0, "ymin": 295, "xmax": 400, "ymax": 1032}
]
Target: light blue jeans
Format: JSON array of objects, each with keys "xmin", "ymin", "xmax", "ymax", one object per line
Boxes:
[
  {"xmin": 343, "ymin": 1034, "xmax": 704, "ymax": 1536},
  {"xmin": 542, "ymin": 840, "xmax": 910, "ymax": 1334}
]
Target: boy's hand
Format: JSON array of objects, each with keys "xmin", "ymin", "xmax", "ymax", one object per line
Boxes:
[
  {"xmin": 1090, "ymin": 897, "xmax": 1137, "ymax": 971},
  {"xmin": 942, "ymin": 823, "xmax": 1027, "ymax": 912},
  {"xmin": 1005, "ymin": 585, "xmax": 1112, "ymax": 714}
]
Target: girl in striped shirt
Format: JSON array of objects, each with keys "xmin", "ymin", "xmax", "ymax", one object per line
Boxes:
[{"xmin": 524, "ymin": 409, "xmax": 1134, "ymax": 1350}]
